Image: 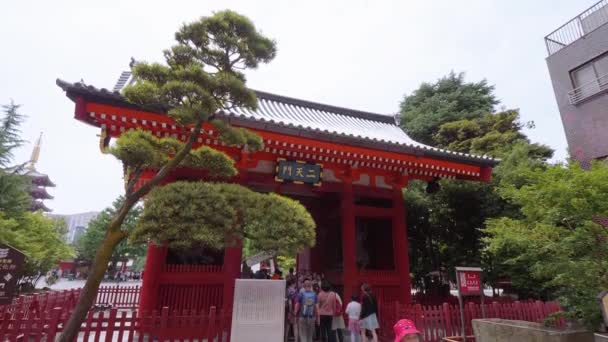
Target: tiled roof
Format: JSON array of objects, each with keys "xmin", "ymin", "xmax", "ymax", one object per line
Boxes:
[
  {"xmin": 56, "ymin": 78, "xmax": 498, "ymax": 167},
  {"xmin": 226, "ymin": 90, "xmax": 422, "ymax": 148}
]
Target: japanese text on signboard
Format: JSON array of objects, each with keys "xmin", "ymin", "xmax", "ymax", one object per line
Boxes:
[
  {"xmin": 275, "ymin": 159, "xmax": 322, "ymax": 186},
  {"xmin": 458, "ymin": 270, "xmax": 481, "ymax": 296},
  {"xmin": 0, "ymin": 244, "xmax": 25, "ymax": 305}
]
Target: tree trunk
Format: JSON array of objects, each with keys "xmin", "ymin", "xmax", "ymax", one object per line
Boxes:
[
  {"xmin": 58, "ymin": 119, "xmax": 202, "ymax": 341},
  {"xmin": 57, "ymin": 230, "xmax": 125, "ymax": 342}
]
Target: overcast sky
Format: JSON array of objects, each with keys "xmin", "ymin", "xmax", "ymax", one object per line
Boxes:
[{"xmin": 0, "ymin": 0, "xmax": 594, "ymax": 214}]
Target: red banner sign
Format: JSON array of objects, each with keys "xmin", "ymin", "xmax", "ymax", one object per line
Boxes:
[{"xmin": 457, "ymin": 269, "xmax": 481, "ymax": 296}]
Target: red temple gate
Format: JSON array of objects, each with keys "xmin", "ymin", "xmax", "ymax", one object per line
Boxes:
[{"xmin": 57, "ymin": 76, "xmax": 496, "ymax": 315}]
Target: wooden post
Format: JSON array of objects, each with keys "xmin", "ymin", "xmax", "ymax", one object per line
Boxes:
[
  {"xmin": 139, "ymin": 243, "xmax": 167, "ymax": 313},
  {"xmin": 414, "ymin": 304, "xmax": 425, "ymax": 340},
  {"xmin": 104, "ymin": 308, "xmax": 118, "ymax": 342},
  {"xmin": 392, "ymin": 184, "xmax": 412, "ymax": 304},
  {"xmin": 514, "ymin": 301, "xmax": 522, "ymax": 320},
  {"xmin": 456, "ymin": 274, "xmax": 466, "ymax": 342},
  {"xmin": 443, "ymin": 302, "xmax": 453, "ymax": 337},
  {"xmin": 222, "ymin": 240, "xmax": 242, "ymax": 311},
  {"xmin": 47, "ymin": 307, "xmax": 62, "ymax": 341},
  {"xmin": 492, "ymin": 301, "xmax": 500, "ymax": 318},
  {"xmin": 208, "ymin": 306, "xmax": 217, "ymax": 341},
  {"xmin": 341, "ymin": 180, "xmax": 357, "ymax": 304},
  {"xmin": 160, "ymin": 307, "xmax": 169, "ymax": 330}
]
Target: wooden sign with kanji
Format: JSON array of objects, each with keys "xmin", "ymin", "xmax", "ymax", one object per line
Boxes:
[{"xmin": 0, "ymin": 243, "xmax": 26, "ymax": 305}]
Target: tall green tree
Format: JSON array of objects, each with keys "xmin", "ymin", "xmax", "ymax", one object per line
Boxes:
[
  {"xmin": 399, "ymin": 73, "xmax": 552, "ymax": 294},
  {"xmin": 75, "ymin": 197, "xmax": 144, "ymax": 273},
  {"xmin": 434, "ymin": 110, "xmax": 552, "ymax": 160},
  {"xmin": 484, "ymin": 162, "xmax": 608, "ymax": 328},
  {"xmin": 400, "ymin": 71, "xmax": 498, "ymax": 146},
  {"xmin": 59, "ymin": 11, "xmax": 278, "ymax": 341},
  {"xmin": 0, "ymin": 101, "xmax": 26, "ymax": 169},
  {"xmin": 0, "ymin": 101, "xmax": 31, "ymax": 216},
  {"xmin": 0, "ymin": 101, "xmax": 72, "ymax": 290},
  {"xmin": 0, "ymin": 213, "xmax": 73, "ymax": 290},
  {"xmin": 0, "ymin": 171, "xmax": 30, "ymax": 216}
]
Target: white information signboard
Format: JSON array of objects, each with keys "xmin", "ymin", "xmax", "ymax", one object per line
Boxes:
[{"xmin": 230, "ymin": 279, "xmax": 286, "ymax": 342}]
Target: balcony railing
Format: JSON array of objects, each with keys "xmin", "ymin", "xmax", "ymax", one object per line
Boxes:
[
  {"xmin": 545, "ymin": 0, "xmax": 608, "ymax": 56},
  {"xmin": 569, "ymin": 72, "xmax": 608, "ymax": 104}
]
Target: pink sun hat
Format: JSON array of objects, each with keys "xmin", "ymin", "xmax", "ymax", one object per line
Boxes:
[{"xmin": 393, "ymin": 319, "xmax": 421, "ymax": 342}]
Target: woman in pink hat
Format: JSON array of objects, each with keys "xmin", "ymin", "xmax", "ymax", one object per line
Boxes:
[{"xmin": 393, "ymin": 319, "xmax": 421, "ymax": 342}]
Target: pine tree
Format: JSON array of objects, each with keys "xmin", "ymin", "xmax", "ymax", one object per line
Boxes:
[
  {"xmin": 0, "ymin": 101, "xmax": 26, "ymax": 169},
  {"xmin": 58, "ymin": 11, "xmax": 281, "ymax": 341}
]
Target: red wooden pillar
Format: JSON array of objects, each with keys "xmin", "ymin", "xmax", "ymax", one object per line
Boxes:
[
  {"xmin": 341, "ymin": 181, "xmax": 357, "ymax": 303},
  {"xmin": 222, "ymin": 240, "xmax": 242, "ymax": 311},
  {"xmin": 393, "ymin": 185, "xmax": 412, "ymax": 304},
  {"xmin": 139, "ymin": 243, "xmax": 167, "ymax": 313}
]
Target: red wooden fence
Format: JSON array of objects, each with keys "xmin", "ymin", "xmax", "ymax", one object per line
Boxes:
[
  {"xmin": 0, "ymin": 285, "xmax": 141, "ymax": 316},
  {"xmin": 0, "ymin": 306, "xmax": 231, "ymax": 341},
  {"xmin": 96, "ymin": 285, "xmax": 140, "ymax": 308},
  {"xmin": 1, "ymin": 286, "xmax": 564, "ymax": 342},
  {"xmin": 378, "ymin": 300, "xmax": 563, "ymax": 342}
]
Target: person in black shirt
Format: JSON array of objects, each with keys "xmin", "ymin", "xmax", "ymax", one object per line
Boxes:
[{"xmin": 359, "ymin": 283, "xmax": 379, "ymax": 342}]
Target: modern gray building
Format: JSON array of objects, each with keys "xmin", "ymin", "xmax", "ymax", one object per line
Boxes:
[
  {"xmin": 545, "ymin": 0, "xmax": 608, "ymax": 162},
  {"xmin": 49, "ymin": 211, "xmax": 100, "ymax": 243}
]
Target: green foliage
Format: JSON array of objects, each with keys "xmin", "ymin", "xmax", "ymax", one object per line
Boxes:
[
  {"xmin": 484, "ymin": 162, "xmax": 608, "ymax": 328},
  {"xmin": 110, "ymin": 129, "xmax": 237, "ymax": 177},
  {"xmin": 434, "ymin": 110, "xmax": 552, "ymax": 159},
  {"xmin": 75, "ymin": 197, "xmax": 145, "ymax": 267},
  {"xmin": 0, "ymin": 101, "xmax": 26, "ymax": 169},
  {"xmin": 405, "ymin": 178, "xmax": 503, "ymax": 289},
  {"xmin": 131, "ymin": 181, "xmax": 316, "ymax": 256},
  {"xmin": 0, "ymin": 100, "xmax": 71, "ymax": 290},
  {"xmin": 277, "ymin": 255, "xmax": 296, "ymax": 272},
  {"xmin": 122, "ymin": 10, "xmax": 276, "ymax": 148},
  {"xmin": 0, "ymin": 212, "xmax": 74, "ymax": 287},
  {"xmin": 211, "ymin": 119, "xmax": 263, "ymax": 151},
  {"xmin": 0, "ymin": 101, "xmax": 31, "ymax": 217},
  {"xmin": 399, "ymin": 72, "xmax": 553, "ymax": 293},
  {"xmin": 400, "ymin": 71, "xmax": 498, "ymax": 145},
  {"xmin": 0, "ymin": 171, "xmax": 31, "ymax": 217}
]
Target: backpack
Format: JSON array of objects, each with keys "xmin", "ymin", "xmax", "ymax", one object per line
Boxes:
[{"xmin": 300, "ymin": 291, "xmax": 316, "ymax": 318}]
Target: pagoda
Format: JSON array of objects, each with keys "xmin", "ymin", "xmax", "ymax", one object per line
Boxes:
[{"xmin": 26, "ymin": 133, "xmax": 54, "ymax": 212}]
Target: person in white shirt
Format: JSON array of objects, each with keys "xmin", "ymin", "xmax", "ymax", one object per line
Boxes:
[{"xmin": 345, "ymin": 295, "xmax": 362, "ymax": 342}]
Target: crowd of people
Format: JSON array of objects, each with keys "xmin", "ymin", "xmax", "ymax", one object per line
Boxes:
[
  {"xmin": 279, "ymin": 268, "xmax": 377, "ymax": 342},
  {"xmin": 279, "ymin": 268, "xmax": 422, "ymax": 342},
  {"xmin": 242, "ymin": 266, "xmax": 422, "ymax": 341}
]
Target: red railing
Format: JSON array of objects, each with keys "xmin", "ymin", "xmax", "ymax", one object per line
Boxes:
[
  {"xmin": 1, "ymin": 286, "xmax": 563, "ymax": 342},
  {"xmin": 0, "ymin": 306, "xmax": 231, "ymax": 341},
  {"xmin": 0, "ymin": 285, "xmax": 141, "ymax": 315},
  {"xmin": 157, "ymin": 284, "xmax": 223, "ymax": 312},
  {"xmin": 162, "ymin": 264, "xmax": 223, "ymax": 273},
  {"xmin": 378, "ymin": 300, "xmax": 563, "ymax": 342},
  {"xmin": 96, "ymin": 285, "xmax": 141, "ymax": 308},
  {"xmin": 412, "ymin": 292, "xmax": 518, "ymax": 306},
  {"xmin": 359, "ymin": 270, "xmax": 399, "ymax": 281}
]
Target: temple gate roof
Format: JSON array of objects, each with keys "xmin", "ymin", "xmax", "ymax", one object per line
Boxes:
[{"xmin": 56, "ymin": 78, "xmax": 498, "ymax": 168}]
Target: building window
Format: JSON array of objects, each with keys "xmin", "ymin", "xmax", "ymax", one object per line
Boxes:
[{"xmin": 569, "ymin": 53, "xmax": 608, "ymax": 104}]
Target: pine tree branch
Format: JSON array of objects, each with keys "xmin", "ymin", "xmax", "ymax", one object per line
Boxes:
[
  {"xmin": 125, "ymin": 166, "xmax": 144, "ymax": 196},
  {"xmin": 129, "ymin": 118, "xmax": 203, "ymax": 201}
]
